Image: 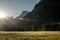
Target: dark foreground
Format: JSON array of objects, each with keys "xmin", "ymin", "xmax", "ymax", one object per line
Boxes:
[{"xmin": 0, "ymin": 31, "xmax": 60, "ymax": 40}]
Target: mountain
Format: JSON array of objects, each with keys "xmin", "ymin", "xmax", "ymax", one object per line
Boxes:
[
  {"xmin": 14, "ymin": 0, "xmax": 60, "ymax": 31},
  {"xmin": 17, "ymin": 11, "xmax": 29, "ymax": 18},
  {"xmin": 24, "ymin": 0, "xmax": 60, "ymax": 24},
  {"xmin": 20, "ymin": 11, "xmax": 29, "ymax": 18}
]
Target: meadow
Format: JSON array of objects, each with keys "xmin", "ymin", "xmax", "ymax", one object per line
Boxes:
[{"xmin": 0, "ymin": 31, "xmax": 60, "ymax": 40}]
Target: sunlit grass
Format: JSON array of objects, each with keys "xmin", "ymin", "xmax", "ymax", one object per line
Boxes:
[{"xmin": 0, "ymin": 31, "xmax": 60, "ymax": 40}]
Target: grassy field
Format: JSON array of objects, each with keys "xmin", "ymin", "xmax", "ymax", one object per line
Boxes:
[{"xmin": 0, "ymin": 31, "xmax": 60, "ymax": 40}]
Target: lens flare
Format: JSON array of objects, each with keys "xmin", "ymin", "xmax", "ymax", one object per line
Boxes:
[{"xmin": 0, "ymin": 11, "xmax": 6, "ymax": 18}]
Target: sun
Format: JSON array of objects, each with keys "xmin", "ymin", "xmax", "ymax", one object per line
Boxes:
[{"xmin": 0, "ymin": 11, "xmax": 6, "ymax": 18}]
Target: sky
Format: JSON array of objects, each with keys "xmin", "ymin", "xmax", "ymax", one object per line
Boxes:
[{"xmin": 0, "ymin": 0, "xmax": 40, "ymax": 17}]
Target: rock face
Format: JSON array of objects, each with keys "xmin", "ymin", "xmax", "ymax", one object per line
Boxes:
[
  {"xmin": 17, "ymin": 11, "xmax": 29, "ymax": 18},
  {"xmin": 24, "ymin": 0, "xmax": 60, "ymax": 24},
  {"xmin": 19, "ymin": 11, "xmax": 29, "ymax": 18}
]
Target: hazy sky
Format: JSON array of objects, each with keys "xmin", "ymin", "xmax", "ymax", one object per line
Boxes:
[{"xmin": 0, "ymin": 0, "xmax": 40, "ymax": 17}]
